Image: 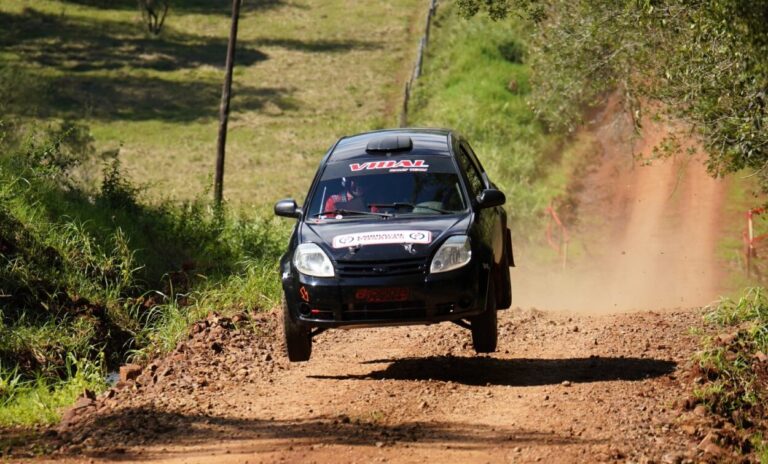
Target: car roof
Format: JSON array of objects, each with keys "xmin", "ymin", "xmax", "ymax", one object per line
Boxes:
[{"xmin": 328, "ymin": 128, "xmax": 454, "ymax": 163}]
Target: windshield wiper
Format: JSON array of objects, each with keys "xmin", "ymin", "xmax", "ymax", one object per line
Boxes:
[
  {"xmin": 368, "ymin": 202, "xmax": 452, "ymax": 215},
  {"xmin": 312, "ymin": 209, "xmax": 391, "ymax": 218}
]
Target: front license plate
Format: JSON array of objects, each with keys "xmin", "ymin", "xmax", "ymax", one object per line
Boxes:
[{"xmin": 355, "ymin": 288, "xmax": 409, "ymax": 303}]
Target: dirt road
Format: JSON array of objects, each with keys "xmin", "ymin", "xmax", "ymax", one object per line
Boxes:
[
  {"xmin": 26, "ymin": 102, "xmax": 732, "ymax": 464},
  {"xmin": 40, "ymin": 308, "xmax": 704, "ymax": 464}
]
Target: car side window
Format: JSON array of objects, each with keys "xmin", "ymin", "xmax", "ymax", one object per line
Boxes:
[
  {"xmin": 463, "ymin": 141, "xmax": 495, "ymax": 188},
  {"xmin": 462, "ymin": 142, "xmax": 486, "ymax": 178},
  {"xmin": 457, "ymin": 145, "xmax": 484, "ymax": 199}
]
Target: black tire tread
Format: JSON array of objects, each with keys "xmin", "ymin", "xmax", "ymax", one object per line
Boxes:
[
  {"xmin": 471, "ymin": 280, "xmax": 498, "ymax": 353},
  {"xmin": 283, "ymin": 299, "xmax": 312, "ymax": 362}
]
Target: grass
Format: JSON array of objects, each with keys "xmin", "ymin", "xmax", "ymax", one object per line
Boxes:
[
  {"xmin": 0, "ymin": 355, "xmax": 106, "ymax": 426},
  {"xmin": 692, "ymin": 288, "xmax": 768, "ymax": 459},
  {"xmin": 0, "ymin": 0, "xmax": 424, "ymax": 205}
]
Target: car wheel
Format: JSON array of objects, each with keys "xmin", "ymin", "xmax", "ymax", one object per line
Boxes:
[
  {"xmin": 283, "ymin": 299, "xmax": 312, "ymax": 362},
  {"xmin": 471, "ymin": 280, "xmax": 498, "ymax": 353}
]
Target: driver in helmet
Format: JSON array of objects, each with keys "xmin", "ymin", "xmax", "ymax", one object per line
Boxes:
[{"xmin": 324, "ymin": 177, "xmax": 378, "ymax": 213}]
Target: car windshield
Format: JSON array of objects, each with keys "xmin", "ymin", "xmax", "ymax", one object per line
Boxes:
[{"xmin": 307, "ymin": 156, "xmax": 467, "ymax": 219}]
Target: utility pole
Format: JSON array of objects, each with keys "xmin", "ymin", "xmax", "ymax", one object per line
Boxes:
[{"xmin": 214, "ymin": 0, "xmax": 242, "ymax": 207}]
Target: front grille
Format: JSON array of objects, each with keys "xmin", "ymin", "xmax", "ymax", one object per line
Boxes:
[
  {"xmin": 343, "ymin": 301, "xmax": 426, "ymax": 321},
  {"xmin": 335, "ymin": 257, "xmax": 427, "ymax": 278}
]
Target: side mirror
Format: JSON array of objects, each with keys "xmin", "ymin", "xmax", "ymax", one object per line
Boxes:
[
  {"xmin": 274, "ymin": 198, "xmax": 302, "ymax": 218},
  {"xmin": 476, "ymin": 189, "xmax": 506, "ymax": 209}
]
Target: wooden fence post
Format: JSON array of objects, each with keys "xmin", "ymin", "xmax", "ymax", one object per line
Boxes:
[{"xmin": 214, "ymin": 0, "xmax": 242, "ymax": 208}]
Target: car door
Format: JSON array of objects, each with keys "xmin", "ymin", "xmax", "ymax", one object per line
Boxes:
[
  {"xmin": 455, "ymin": 140, "xmax": 498, "ymax": 277},
  {"xmin": 459, "ymin": 140, "xmax": 507, "ymax": 269}
]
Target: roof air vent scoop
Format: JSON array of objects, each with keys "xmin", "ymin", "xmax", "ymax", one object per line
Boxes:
[{"xmin": 366, "ymin": 135, "xmax": 413, "ymax": 153}]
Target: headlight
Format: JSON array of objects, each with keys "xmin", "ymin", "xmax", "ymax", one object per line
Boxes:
[
  {"xmin": 293, "ymin": 243, "xmax": 335, "ymax": 277},
  {"xmin": 430, "ymin": 235, "xmax": 471, "ymax": 273}
]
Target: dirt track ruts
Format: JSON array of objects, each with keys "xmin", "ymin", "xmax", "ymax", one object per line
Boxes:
[{"xmin": 34, "ymin": 306, "xmax": 709, "ymax": 464}]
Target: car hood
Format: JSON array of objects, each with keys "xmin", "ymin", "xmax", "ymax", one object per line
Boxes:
[{"xmin": 300, "ymin": 214, "xmax": 472, "ymax": 261}]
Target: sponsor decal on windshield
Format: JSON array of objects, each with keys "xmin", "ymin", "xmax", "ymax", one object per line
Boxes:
[
  {"xmin": 332, "ymin": 230, "xmax": 432, "ymax": 248},
  {"xmin": 349, "ymin": 159, "xmax": 429, "ymax": 173}
]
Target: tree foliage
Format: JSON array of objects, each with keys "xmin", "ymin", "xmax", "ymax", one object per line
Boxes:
[{"xmin": 459, "ymin": 0, "xmax": 768, "ymax": 190}]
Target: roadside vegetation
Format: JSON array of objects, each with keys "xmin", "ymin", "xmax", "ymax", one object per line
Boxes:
[
  {"xmin": 693, "ymin": 289, "xmax": 768, "ymax": 462},
  {"xmin": 0, "ymin": 119, "xmax": 287, "ymax": 425}
]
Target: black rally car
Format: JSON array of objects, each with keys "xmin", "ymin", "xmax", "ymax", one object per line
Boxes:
[{"xmin": 274, "ymin": 129, "xmax": 513, "ymax": 361}]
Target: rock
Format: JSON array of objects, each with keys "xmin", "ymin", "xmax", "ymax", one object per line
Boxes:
[
  {"xmin": 211, "ymin": 341, "xmax": 224, "ymax": 353},
  {"xmin": 59, "ymin": 409, "xmax": 79, "ymax": 427},
  {"xmin": 120, "ymin": 364, "xmax": 142, "ymax": 382},
  {"xmin": 375, "ymin": 441, "xmax": 385, "ymax": 448},
  {"xmin": 679, "ymin": 423, "xmax": 697, "ymax": 436},
  {"xmin": 693, "ymin": 405, "xmax": 708, "ymax": 417},
  {"xmin": 562, "ymin": 380, "xmax": 572, "ymax": 387},
  {"xmin": 697, "ymin": 431, "xmax": 726, "ymax": 457},
  {"xmin": 191, "ymin": 321, "xmax": 207, "ymax": 335},
  {"xmin": 73, "ymin": 396, "xmax": 94, "ymax": 410},
  {"xmin": 716, "ymin": 332, "xmax": 738, "ymax": 345},
  {"xmin": 661, "ymin": 452, "xmax": 682, "ymax": 464}
]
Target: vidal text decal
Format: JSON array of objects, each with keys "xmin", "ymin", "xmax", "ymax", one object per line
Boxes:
[{"xmin": 349, "ymin": 159, "xmax": 429, "ymax": 173}]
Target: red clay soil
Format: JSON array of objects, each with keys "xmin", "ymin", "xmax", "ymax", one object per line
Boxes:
[
  {"xmin": 25, "ymin": 309, "xmax": 708, "ymax": 464},
  {"xmin": 512, "ymin": 98, "xmax": 728, "ymax": 313},
  {"xmin": 12, "ymin": 102, "xmax": 738, "ymax": 464}
]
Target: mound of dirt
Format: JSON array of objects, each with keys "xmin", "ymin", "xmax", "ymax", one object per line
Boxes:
[{"xmin": 52, "ymin": 311, "xmax": 286, "ymax": 455}]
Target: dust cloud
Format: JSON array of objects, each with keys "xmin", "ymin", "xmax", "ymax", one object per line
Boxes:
[{"xmin": 511, "ymin": 101, "xmax": 728, "ymax": 314}]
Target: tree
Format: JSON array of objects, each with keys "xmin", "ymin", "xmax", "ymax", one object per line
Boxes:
[
  {"xmin": 458, "ymin": 0, "xmax": 768, "ymax": 192},
  {"xmin": 138, "ymin": 0, "xmax": 169, "ymax": 35},
  {"xmin": 214, "ymin": 0, "xmax": 243, "ymax": 207}
]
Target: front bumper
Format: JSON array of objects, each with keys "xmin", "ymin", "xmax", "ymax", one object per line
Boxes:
[{"xmin": 281, "ymin": 260, "xmax": 488, "ymax": 329}]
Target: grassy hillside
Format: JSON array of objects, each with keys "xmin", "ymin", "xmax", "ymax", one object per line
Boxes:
[{"xmin": 0, "ymin": 0, "xmax": 423, "ymax": 204}]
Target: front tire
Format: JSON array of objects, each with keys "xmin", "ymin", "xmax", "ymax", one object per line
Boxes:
[
  {"xmin": 283, "ymin": 299, "xmax": 312, "ymax": 362},
  {"xmin": 471, "ymin": 280, "xmax": 498, "ymax": 353}
]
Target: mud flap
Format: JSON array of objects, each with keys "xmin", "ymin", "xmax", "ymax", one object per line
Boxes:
[{"xmin": 506, "ymin": 228, "xmax": 515, "ymax": 267}]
